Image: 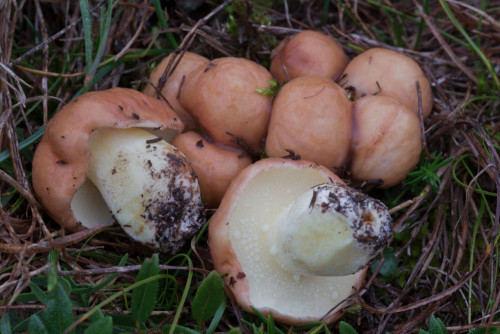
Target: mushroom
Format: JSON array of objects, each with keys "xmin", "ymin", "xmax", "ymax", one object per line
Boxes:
[
  {"xmin": 265, "ymin": 76, "xmax": 352, "ymax": 171},
  {"xmin": 32, "ymin": 88, "xmax": 205, "ymax": 253},
  {"xmin": 270, "ymin": 30, "xmax": 349, "ymax": 83},
  {"xmin": 209, "ymin": 158, "xmax": 392, "ymax": 325},
  {"xmin": 179, "ymin": 57, "xmax": 273, "ymax": 153},
  {"xmin": 349, "ymin": 95, "xmax": 422, "ymax": 188},
  {"xmin": 171, "ymin": 131, "xmax": 252, "ymax": 208},
  {"xmin": 143, "ymin": 52, "xmax": 209, "ymax": 130},
  {"xmin": 340, "ymin": 48, "xmax": 433, "ymax": 119}
]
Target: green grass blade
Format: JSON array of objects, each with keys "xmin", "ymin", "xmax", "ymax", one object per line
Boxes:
[
  {"xmin": 169, "ymin": 254, "xmax": 193, "ymax": 334},
  {"xmin": 413, "ymin": 0, "xmax": 430, "ymax": 49},
  {"xmin": 438, "ymin": 0, "xmax": 500, "ymax": 91},
  {"xmin": 205, "ymin": 299, "xmax": 226, "ymax": 334},
  {"xmin": 79, "ymin": 0, "xmax": 93, "ymax": 75},
  {"xmin": 153, "ymin": 0, "xmax": 178, "ymax": 48}
]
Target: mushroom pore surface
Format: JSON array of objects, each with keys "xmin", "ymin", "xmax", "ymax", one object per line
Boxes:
[{"xmin": 209, "ymin": 159, "xmax": 366, "ymax": 325}]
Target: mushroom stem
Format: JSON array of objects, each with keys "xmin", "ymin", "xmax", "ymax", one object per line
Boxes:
[
  {"xmin": 269, "ymin": 183, "xmax": 392, "ymax": 276},
  {"xmin": 87, "ymin": 127, "xmax": 204, "ymax": 253}
]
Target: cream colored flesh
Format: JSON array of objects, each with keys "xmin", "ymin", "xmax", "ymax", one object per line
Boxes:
[
  {"xmin": 228, "ymin": 167, "xmax": 361, "ymax": 319},
  {"xmin": 82, "ymin": 127, "xmax": 200, "ymax": 248},
  {"xmin": 271, "ymin": 184, "xmax": 391, "ymax": 276}
]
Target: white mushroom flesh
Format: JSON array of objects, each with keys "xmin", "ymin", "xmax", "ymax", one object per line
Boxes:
[
  {"xmin": 271, "ymin": 183, "xmax": 392, "ymax": 276},
  {"xmin": 228, "ymin": 167, "xmax": 364, "ymax": 319},
  {"xmin": 80, "ymin": 127, "xmax": 204, "ymax": 253}
]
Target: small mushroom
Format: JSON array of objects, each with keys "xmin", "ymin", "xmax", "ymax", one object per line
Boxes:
[
  {"xmin": 171, "ymin": 131, "xmax": 252, "ymax": 208},
  {"xmin": 270, "ymin": 30, "xmax": 349, "ymax": 83},
  {"xmin": 341, "ymin": 48, "xmax": 433, "ymax": 119},
  {"xmin": 209, "ymin": 158, "xmax": 392, "ymax": 325},
  {"xmin": 32, "ymin": 88, "xmax": 205, "ymax": 253},
  {"xmin": 143, "ymin": 52, "xmax": 209, "ymax": 130},
  {"xmin": 265, "ymin": 76, "xmax": 352, "ymax": 171},
  {"xmin": 349, "ymin": 95, "xmax": 422, "ymax": 188},
  {"xmin": 179, "ymin": 57, "xmax": 273, "ymax": 153}
]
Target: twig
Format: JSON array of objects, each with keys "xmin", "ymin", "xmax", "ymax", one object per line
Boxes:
[{"xmin": 7, "ymin": 0, "xmax": 107, "ymax": 68}]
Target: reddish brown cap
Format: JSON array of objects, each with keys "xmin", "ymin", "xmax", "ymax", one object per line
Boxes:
[
  {"xmin": 32, "ymin": 87, "xmax": 184, "ymax": 231},
  {"xmin": 171, "ymin": 131, "xmax": 252, "ymax": 208},
  {"xmin": 270, "ymin": 30, "xmax": 349, "ymax": 83},
  {"xmin": 143, "ymin": 52, "xmax": 209, "ymax": 130}
]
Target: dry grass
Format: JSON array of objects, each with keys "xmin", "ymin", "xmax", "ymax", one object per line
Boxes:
[{"xmin": 0, "ymin": 0, "xmax": 499, "ymax": 333}]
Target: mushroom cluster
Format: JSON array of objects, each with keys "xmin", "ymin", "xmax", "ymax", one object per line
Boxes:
[
  {"xmin": 266, "ymin": 30, "xmax": 431, "ymax": 188},
  {"xmin": 32, "ymin": 28, "xmax": 431, "ymax": 326},
  {"xmin": 144, "ymin": 53, "xmax": 272, "ymax": 208},
  {"xmin": 32, "ymin": 88, "xmax": 205, "ymax": 254}
]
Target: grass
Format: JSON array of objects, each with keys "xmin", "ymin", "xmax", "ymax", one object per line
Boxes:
[{"xmin": 0, "ymin": 0, "xmax": 499, "ymax": 333}]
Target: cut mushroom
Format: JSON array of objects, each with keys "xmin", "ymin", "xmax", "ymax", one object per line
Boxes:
[
  {"xmin": 86, "ymin": 127, "xmax": 204, "ymax": 253},
  {"xmin": 209, "ymin": 158, "xmax": 392, "ymax": 325},
  {"xmin": 32, "ymin": 88, "xmax": 205, "ymax": 253}
]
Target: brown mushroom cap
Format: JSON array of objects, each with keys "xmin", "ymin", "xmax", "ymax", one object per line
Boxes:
[
  {"xmin": 209, "ymin": 158, "xmax": 366, "ymax": 325},
  {"xmin": 270, "ymin": 30, "xmax": 349, "ymax": 83},
  {"xmin": 143, "ymin": 52, "xmax": 209, "ymax": 130},
  {"xmin": 350, "ymin": 95, "xmax": 422, "ymax": 188},
  {"xmin": 32, "ymin": 87, "xmax": 184, "ymax": 232},
  {"xmin": 265, "ymin": 76, "xmax": 352, "ymax": 171},
  {"xmin": 179, "ymin": 57, "xmax": 273, "ymax": 153},
  {"xmin": 341, "ymin": 48, "xmax": 433, "ymax": 119},
  {"xmin": 171, "ymin": 131, "xmax": 252, "ymax": 208}
]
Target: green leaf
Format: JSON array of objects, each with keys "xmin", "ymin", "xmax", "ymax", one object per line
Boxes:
[
  {"xmin": 83, "ymin": 316, "xmax": 113, "ymax": 334},
  {"xmin": 469, "ymin": 327, "xmax": 500, "ymax": 334},
  {"xmin": 428, "ymin": 316, "xmax": 447, "ymax": 334},
  {"xmin": 162, "ymin": 324, "xmax": 201, "ymax": 334},
  {"xmin": 43, "ymin": 281, "xmax": 75, "ymax": 334},
  {"xmin": 30, "ymin": 283, "xmax": 49, "ymax": 305},
  {"xmin": 370, "ymin": 247, "xmax": 398, "ymax": 277},
  {"xmin": 90, "ymin": 309, "xmax": 105, "ymax": 322},
  {"xmin": 28, "ymin": 315, "xmax": 48, "ymax": 334},
  {"xmin": 256, "ymin": 79, "xmax": 280, "ymax": 96},
  {"xmin": 0, "ymin": 313, "xmax": 11, "ymax": 334},
  {"xmin": 131, "ymin": 253, "xmax": 160, "ymax": 323},
  {"xmin": 339, "ymin": 321, "xmax": 358, "ymax": 334},
  {"xmin": 191, "ymin": 271, "xmax": 225, "ymax": 323}
]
